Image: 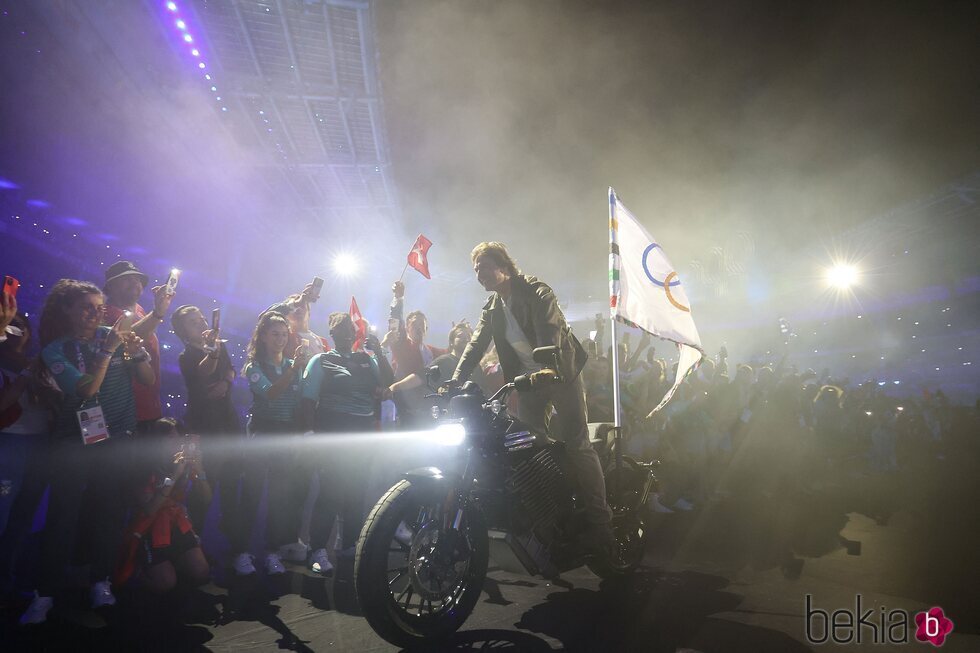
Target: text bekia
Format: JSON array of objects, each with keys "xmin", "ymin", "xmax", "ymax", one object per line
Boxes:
[{"xmin": 805, "ymin": 594, "xmax": 908, "ymax": 645}]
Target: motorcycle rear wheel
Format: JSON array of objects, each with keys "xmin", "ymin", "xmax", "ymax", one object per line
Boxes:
[
  {"xmin": 354, "ymin": 479, "xmax": 489, "ymax": 649},
  {"xmin": 587, "ymin": 457, "xmax": 650, "ymax": 578}
]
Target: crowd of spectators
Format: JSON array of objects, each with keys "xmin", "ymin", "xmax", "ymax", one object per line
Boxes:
[
  {"xmin": 0, "ymin": 260, "xmax": 491, "ymax": 626},
  {"xmin": 580, "ymin": 316, "xmax": 976, "ymax": 523},
  {"xmin": 0, "ymin": 256, "xmax": 974, "ymax": 630}
]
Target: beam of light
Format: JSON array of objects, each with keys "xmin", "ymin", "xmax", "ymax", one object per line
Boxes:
[
  {"xmin": 825, "ymin": 263, "xmax": 859, "ymax": 290},
  {"xmin": 136, "ymin": 429, "xmax": 466, "ymax": 460},
  {"xmin": 332, "ymin": 252, "xmax": 360, "ymax": 277},
  {"xmin": 166, "ymin": 1, "xmax": 177, "ymax": 11}
]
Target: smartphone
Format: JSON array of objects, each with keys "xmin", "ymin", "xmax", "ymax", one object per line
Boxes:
[
  {"xmin": 3, "ymin": 276, "xmax": 19, "ymax": 299},
  {"xmin": 117, "ymin": 310, "xmax": 135, "ymax": 333},
  {"xmin": 310, "ymin": 276, "xmax": 324, "ymax": 302},
  {"xmin": 211, "ymin": 307, "xmax": 221, "ymax": 332},
  {"xmin": 165, "ymin": 268, "xmax": 181, "ymax": 295}
]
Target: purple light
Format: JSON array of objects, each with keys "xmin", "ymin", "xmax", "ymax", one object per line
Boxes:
[
  {"xmin": 204, "ymin": 74, "xmax": 211, "ymax": 80},
  {"xmin": 191, "ymin": 49, "xmax": 200, "ymax": 56},
  {"xmin": 0, "ymin": 177, "xmax": 19, "ymax": 190},
  {"xmin": 60, "ymin": 216, "xmax": 88, "ymax": 227},
  {"xmin": 198, "ymin": 62, "xmax": 206, "ymax": 69},
  {"xmin": 166, "ymin": 1, "xmax": 177, "ymax": 11},
  {"xmin": 210, "ymin": 85, "xmax": 217, "ymax": 91},
  {"xmin": 175, "ymin": 19, "xmax": 186, "ymax": 29},
  {"xmin": 25, "ymin": 198, "xmax": 51, "ymax": 208},
  {"xmin": 183, "ymin": 34, "xmax": 193, "ymax": 43}
]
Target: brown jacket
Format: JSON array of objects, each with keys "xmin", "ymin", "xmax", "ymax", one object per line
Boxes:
[{"xmin": 453, "ymin": 275, "xmax": 588, "ymax": 384}]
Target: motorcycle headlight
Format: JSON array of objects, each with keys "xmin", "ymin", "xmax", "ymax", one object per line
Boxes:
[{"xmin": 428, "ymin": 422, "xmax": 466, "ymax": 446}]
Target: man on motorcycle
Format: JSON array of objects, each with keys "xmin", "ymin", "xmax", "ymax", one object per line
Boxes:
[{"xmin": 452, "ymin": 241, "xmax": 615, "ymax": 555}]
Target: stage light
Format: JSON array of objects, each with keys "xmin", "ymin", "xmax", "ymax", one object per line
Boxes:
[
  {"xmin": 183, "ymin": 34, "xmax": 193, "ymax": 43},
  {"xmin": 192, "ymin": 49, "xmax": 200, "ymax": 56},
  {"xmin": 198, "ymin": 62, "xmax": 206, "ymax": 69},
  {"xmin": 333, "ymin": 252, "xmax": 360, "ymax": 276},
  {"xmin": 167, "ymin": 1, "xmax": 177, "ymax": 11},
  {"xmin": 176, "ymin": 19, "xmax": 186, "ymax": 29},
  {"xmin": 826, "ymin": 263, "xmax": 859, "ymax": 289}
]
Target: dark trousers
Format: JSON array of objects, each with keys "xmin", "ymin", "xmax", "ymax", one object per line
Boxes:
[
  {"xmin": 187, "ymin": 435, "xmax": 244, "ymax": 553},
  {"xmin": 517, "ymin": 373, "xmax": 613, "ymax": 526},
  {"xmin": 233, "ymin": 431, "xmax": 307, "ymax": 553},
  {"xmin": 309, "ymin": 413, "xmax": 375, "ymax": 551},
  {"xmin": 38, "ymin": 436, "xmax": 133, "ymax": 594},
  {"xmin": 0, "ymin": 434, "xmax": 49, "ymax": 591}
]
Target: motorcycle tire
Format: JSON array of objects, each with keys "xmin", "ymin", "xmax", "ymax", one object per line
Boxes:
[
  {"xmin": 587, "ymin": 457, "xmax": 649, "ymax": 578},
  {"xmin": 354, "ymin": 479, "xmax": 489, "ymax": 649}
]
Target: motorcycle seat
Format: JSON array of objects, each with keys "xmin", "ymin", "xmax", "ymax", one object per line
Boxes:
[{"xmin": 588, "ymin": 422, "xmax": 615, "ymax": 454}]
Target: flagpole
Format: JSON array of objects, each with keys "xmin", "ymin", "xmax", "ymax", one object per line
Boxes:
[{"xmin": 608, "ymin": 187, "xmax": 624, "ymax": 470}]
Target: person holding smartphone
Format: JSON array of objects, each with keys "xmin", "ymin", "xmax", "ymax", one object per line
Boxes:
[
  {"xmin": 0, "ymin": 307, "xmax": 60, "ymax": 596},
  {"xmin": 114, "ymin": 418, "xmax": 210, "ymax": 593},
  {"xmin": 101, "ymin": 261, "xmax": 174, "ymax": 435},
  {"xmin": 20, "ymin": 279, "xmax": 154, "ymax": 625},
  {"xmin": 169, "ymin": 305, "xmax": 241, "ymax": 544},
  {"xmin": 236, "ymin": 311, "xmax": 309, "ymax": 575},
  {"xmin": 265, "ymin": 279, "xmax": 330, "ymax": 358}
]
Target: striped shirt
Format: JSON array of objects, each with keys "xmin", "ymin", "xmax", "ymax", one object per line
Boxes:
[
  {"xmin": 244, "ymin": 358, "xmax": 301, "ymax": 430},
  {"xmin": 43, "ymin": 326, "xmax": 136, "ymax": 440}
]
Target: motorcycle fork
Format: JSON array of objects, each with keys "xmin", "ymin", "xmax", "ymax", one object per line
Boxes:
[{"xmin": 444, "ymin": 450, "xmax": 476, "ymax": 532}]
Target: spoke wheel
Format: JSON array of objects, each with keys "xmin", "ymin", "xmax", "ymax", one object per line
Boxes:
[{"xmin": 355, "ymin": 480, "xmax": 488, "ymax": 648}]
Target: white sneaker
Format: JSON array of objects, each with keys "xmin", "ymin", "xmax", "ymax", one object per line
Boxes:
[
  {"xmin": 278, "ymin": 540, "xmax": 310, "ymax": 563},
  {"xmin": 649, "ymin": 493, "xmax": 674, "ymax": 514},
  {"xmin": 394, "ymin": 521, "xmax": 413, "ymax": 547},
  {"xmin": 310, "ymin": 548, "xmax": 333, "ymax": 575},
  {"xmin": 90, "ymin": 578, "xmax": 116, "ymax": 608},
  {"xmin": 672, "ymin": 498, "xmax": 695, "ymax": 511},
  {"xmin": 264, "ymin": 552, "xmax": 285, "ymax": 575},
  {"xmin": 234, "ymin": 552, "xmax": 256, "ymax": 575},
  {"xmin": 19, "ymin": 592, "xmax": 53, "ymax": 625}
]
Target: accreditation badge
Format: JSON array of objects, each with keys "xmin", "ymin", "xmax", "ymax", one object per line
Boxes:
[{"xmin": 77, "ymin": 404, "xmax": 110, "ymax": 445}]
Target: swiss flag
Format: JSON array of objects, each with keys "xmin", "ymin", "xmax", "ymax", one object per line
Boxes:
[
  {"xmin": 349, "ymin": 296, "xmax": 368, "ymax": 351},
  {"xmin": 407, "ymin": 234, "xmax": 433, "ymax": 279}
]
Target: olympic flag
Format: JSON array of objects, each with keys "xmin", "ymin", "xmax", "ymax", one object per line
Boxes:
[{"xmin": 609, "ymin": 187, "xmax": 704, "ymax": 416}]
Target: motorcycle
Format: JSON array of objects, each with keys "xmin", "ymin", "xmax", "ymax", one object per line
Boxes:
[{"xmin": 354, "ymin": 346, "xmax": 658, "ymax": 648}]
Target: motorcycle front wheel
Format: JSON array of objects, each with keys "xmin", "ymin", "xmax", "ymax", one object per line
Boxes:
[{"xmin": 354, "ymin": 479, "xmax": 489, "ymax": 649}]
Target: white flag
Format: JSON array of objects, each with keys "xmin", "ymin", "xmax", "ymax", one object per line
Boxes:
[{"xmin": 609, "ymin": 187, "xmax": 703, "ymax": 415}]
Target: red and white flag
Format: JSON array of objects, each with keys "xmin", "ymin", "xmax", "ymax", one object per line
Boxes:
[
  {"xmin": 349, "ymin": 296, "xmax": 368, "ymax": 351},
  {"xmin": 407, "ymin": 234, "xmax": 433, "ymax": 279}
]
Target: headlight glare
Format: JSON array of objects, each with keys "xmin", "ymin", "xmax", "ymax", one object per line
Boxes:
[{"xmin": 428, "ymin": 422, "xmax": 466, "ymax": 446}]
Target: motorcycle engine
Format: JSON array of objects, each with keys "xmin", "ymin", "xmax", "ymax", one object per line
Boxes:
[{"xmin": 488, "ymin": 446, "xmax": 569, "ymax": 577}]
